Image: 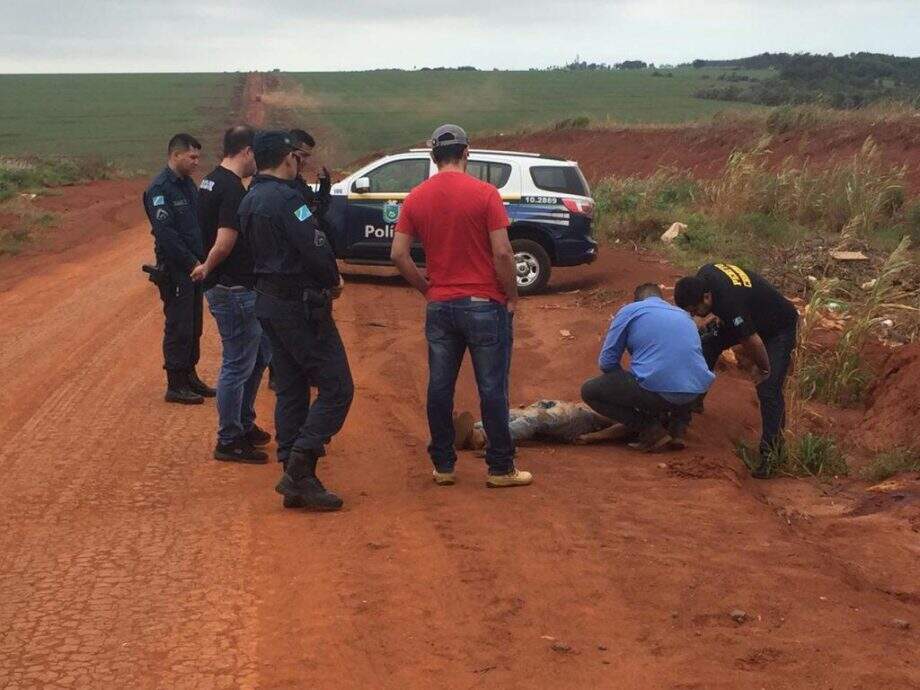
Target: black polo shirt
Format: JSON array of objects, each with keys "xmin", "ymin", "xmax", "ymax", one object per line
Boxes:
[
  {"xmin": 698, "ymin": 263, "xmax": 798, "ymax": 341},
  {"xmin": 197, "ymin": 166, "xmax": 254, "ymax": 288}
]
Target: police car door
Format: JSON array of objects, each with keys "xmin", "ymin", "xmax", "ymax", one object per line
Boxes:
[{"xmin": 345, "ymin": 157, "xmax": 431, "ymax": 262}]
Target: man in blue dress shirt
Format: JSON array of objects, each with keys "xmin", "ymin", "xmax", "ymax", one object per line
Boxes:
[{"xmin": 581, "ymin": 283, "xmax": 715, "ymax": 452}]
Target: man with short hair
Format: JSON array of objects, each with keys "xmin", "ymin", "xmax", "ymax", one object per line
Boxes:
[
  {"xmin": 581, "ymin": 283, "xmax": 715, "ymax": 452},
  {"xmin": 192, "ymin": 125, "xmax": 272, "ymax": 463},
  {"xmin": 674, "ymin": 264, "xmax": 798, "ymax": 476},
  {"xmin": 143, "ymin": 133, "xmax": 214, "ymax": 404},
  {"xmin": 288, "ymin": 128, "xmax": 332, "ymax": 220},
  {"xmin": 390, "ymin": 124, "xmax": 531, "ymax": 488},
  {"xmin": 240, "ymin": 131, "xmax": 353, "ymax": 511}
]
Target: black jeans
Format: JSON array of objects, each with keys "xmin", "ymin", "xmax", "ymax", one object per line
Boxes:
[
  {"xmin": 426, "ymin": 299, "xmax": 515, "ymax": 475},
  {"xmin": 258, "ymin": 309, "xmax": 354, "ymax": 463},
  {"xmin": 159, "ymin": 271, "xmax": 203, "ymax": 372},
  {"xmin": 701, "ymin": 323, "xmax": 797, "ymax": 454},
  {"xmin": 581, "ymin": 370, "xmax": 692, "ymax": 434}
]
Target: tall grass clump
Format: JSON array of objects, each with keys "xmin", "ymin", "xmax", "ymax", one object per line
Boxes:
[{"xmin": 703, "ymin": 137, "xmax": 906, "ymax": 236}]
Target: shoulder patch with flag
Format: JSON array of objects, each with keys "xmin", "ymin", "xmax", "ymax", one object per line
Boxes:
[
  {"xmin": 294, "ymin": 204, "xmax": 312, "ymax": 222},
  {"xmin": 152, "ymin": 195, "xmax": 165, "ymax": 207}
]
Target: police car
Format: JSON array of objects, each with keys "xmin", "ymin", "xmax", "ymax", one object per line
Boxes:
[{"xmin": 324, "ymin": 149, "xmax": 598, "ymax": 294}]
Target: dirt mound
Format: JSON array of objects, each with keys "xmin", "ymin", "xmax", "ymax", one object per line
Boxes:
[
  {"xmin": 477, "ymin": 119, "xmax": 920, "ymax": 192},
  {"xmin": 858, "ymin": 342, "xmax": 920, "ymax": 452}
]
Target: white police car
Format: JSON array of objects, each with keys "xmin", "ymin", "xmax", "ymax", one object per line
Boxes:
[{"xmin": 324, "ymin": 149, "xmax": 598, "ymax": 294}]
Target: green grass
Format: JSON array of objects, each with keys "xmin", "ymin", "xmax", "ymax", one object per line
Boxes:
[
  {"xmin": 736, "ymin": 434, "xmax": 848, "ymax": 479},
  {"xmin": 0, "ymin": 73, "xmax": 239, "ymax": 171},
  {"xmin": 264, "ymin": 68, "xmax": 768, "ymax": 165}
]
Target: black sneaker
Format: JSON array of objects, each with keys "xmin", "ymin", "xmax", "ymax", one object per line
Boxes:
[
  {"xmin": 245, "ymin": 424, "xmax": 272, "ymax": 447},
  {"xmin": 214, "ymin": 439, "xmax": 269, "ymax": 464}
]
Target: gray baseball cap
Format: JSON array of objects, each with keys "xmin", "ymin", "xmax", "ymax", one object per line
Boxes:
[{"xmin": 430, "ymin": 124, "xmax": 469, "ymax": 149}]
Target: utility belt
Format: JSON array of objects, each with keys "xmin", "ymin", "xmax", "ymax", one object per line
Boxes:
[{"xmin": 256, "ymin": 278, "xmax": 332, "ymax": 322}]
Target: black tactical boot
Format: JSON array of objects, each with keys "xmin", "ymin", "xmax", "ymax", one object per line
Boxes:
[
  {"xmin": 187, "ymin": 369, "xmax": 216, "ymax": 398},
  {"xmin": 275, "ymin": 448, "xmax": 343, "ymax": 511},
  {"xmin": 165, "ymin": 370, "xmax": 204, "ymax": 405}
]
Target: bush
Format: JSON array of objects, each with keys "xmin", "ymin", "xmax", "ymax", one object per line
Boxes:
[
  {"xmin": 677, "ymin": 214, "xmax": 719, "ymax": 253},
  {"xmin": 860, "ymin": 448, "xmax": 920, "ymax": 483}
]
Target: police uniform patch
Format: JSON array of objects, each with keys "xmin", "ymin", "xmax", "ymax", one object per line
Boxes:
[
  {"xmin": 155, "ymin": 208, "xmax": 169, "ymax": 221},
  {"xmin": 200, "ymin": 179, "xmax": 215, "ymax": 192},
  {"xmin": 294, "ymin": 204, "xmax": 312, "ymax": 222},
  {"xmin": 152, "ymin": 195, "xmax": 166, "ymax": 207},
  {"xmin": 382, "ymin": 201, "xmax": 400, "ymax": 224}
]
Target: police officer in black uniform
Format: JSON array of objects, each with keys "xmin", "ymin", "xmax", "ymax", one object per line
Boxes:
[
  {"xmin": 143, "ymin": 133, "xmax": 216, "ymax": 404},
  {"xmin": 288, "ymin": 128, "xmax": 332, "ymax": 221},
  {"xmin": 675, "ymin": 263, "xmax": 799, "ymax": 478},
  {"xmin": 239, "ymin": 131, "xmax": 354, "ymax": 511}
]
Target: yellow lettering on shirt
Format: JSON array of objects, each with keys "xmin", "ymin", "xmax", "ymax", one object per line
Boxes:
[{"xmin": 715, "ymin": 263, "xmax": 752, "ymax": 288}]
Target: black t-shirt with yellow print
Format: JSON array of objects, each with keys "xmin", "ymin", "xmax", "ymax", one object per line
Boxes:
[{"xmin": 698, "ymin": 263, "xmax": 798, "ymax": 341}]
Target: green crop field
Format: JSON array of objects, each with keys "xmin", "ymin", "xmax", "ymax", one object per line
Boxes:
[
  {"xmin": 0, "ymin": 73, "xmax": 238, "ymax": 171},
  {"xmin": 0, "ymin": 69, "xmax": 767, "ymax": 173},
  {"xmin": 266, "ymin": 68, "xmax": 767, "ymax": 165}
]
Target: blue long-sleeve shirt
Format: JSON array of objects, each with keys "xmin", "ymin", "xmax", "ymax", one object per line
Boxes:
[{"xmin": 599, "ymin": 296, "xmax": 715, "ymax": 400}]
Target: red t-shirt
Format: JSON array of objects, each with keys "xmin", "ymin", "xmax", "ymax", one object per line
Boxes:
[{"xmin": 395, "ymin": 171, "xmax": 511, "ymax": 304}]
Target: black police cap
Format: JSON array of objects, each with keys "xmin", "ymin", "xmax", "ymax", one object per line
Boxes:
[{"xmin": 253, "ymin": 130, "xmax": 294, "ymax": 156}]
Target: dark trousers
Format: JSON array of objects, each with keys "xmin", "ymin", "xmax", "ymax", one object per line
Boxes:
[
  {"xmin": 426, "ymin": 299, "xmax": 515, "ymax": 475},
  {"xmin": 259, "ymin": 312, "xmax": 354, "ymax": 463},
  {"xmin": 701, "ymin": 323, "xmax": 797, "ymax": 454},
  {"xmin": 581, "ymin": 370, "xmax": 692, "ymax": 434},
  {"xmin": 159, "ymin": 272, "xmax": 203, "ymax": 372}
]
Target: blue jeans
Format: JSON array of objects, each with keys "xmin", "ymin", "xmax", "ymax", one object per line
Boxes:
[
  {"xmin": 205, "ymin": 286, "xmax": 272, "ymax": 445},
  {"xmin": 426, "ymin": 298, "xmax": 515, "ymax": 475}
]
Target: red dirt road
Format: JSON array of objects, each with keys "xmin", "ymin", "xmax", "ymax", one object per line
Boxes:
[{"xmin": 0, "ymin": 185, "xmax": 918, "ymax": 689}]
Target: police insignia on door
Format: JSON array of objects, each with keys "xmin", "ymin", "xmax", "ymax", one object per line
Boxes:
[{"xmin": 382, "ymin": 201, "xmax": 400, "ymax": 224}]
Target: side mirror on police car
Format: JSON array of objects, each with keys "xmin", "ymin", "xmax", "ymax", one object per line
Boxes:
[{"xmin": 354, "ymin": 177, "xmax": 371, "ymax": 193}]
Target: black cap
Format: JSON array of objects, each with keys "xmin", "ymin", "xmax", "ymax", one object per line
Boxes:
[{"xmin": 253, "ymin": 130, "xmax": 294, "ymax": 157}]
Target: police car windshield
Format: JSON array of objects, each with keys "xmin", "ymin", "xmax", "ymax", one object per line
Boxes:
[{"xmin": 530, "ymin": 165, "xmax": 589, "ymax": 197}]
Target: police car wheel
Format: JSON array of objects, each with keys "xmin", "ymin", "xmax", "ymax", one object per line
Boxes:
[{"xmin": 511, "ymin": 239, "xmax": 551, "ymax": 296}]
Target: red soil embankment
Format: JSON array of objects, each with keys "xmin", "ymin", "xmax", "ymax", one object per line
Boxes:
[
  {"xmin": 860, "ymin": 342, "xmax": 920, "ymax": 452},
  {"xmin": 479, "ymin": 119, "xmax": 920, "ymax": 193}
]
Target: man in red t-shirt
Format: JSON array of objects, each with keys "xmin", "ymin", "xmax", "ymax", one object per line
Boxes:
[{"xmin": 391, "ymin": 124, "xmax": 532, "ymax": 489}]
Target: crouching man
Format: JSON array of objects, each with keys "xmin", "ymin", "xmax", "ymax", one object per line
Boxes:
[{"xmin": 581, "ymin": 283, "xmax": 715, "ymax": 451}]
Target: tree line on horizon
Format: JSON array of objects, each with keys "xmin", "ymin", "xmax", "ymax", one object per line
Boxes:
[{"xmin": 693, "ymin": 52, "xmax": 920, "ymax": 109}]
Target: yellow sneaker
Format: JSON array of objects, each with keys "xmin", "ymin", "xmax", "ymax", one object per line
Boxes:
[
  {"xmin": 486, "ymin": 469, "xmax": 533, "ymax": 488},
  {"xmin": 432, "ymin": 470, "xmax": 456, "ymax": 486}
]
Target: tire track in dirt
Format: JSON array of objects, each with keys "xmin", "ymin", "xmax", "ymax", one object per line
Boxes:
[{"xmin": 242, "ymin": 72, "xmax": 266, "ymax": 128}]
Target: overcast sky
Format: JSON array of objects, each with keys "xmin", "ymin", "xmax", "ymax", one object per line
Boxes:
[{"xmin": 1, "ymin": 0, "xmax": 918, "ymax": 73}]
